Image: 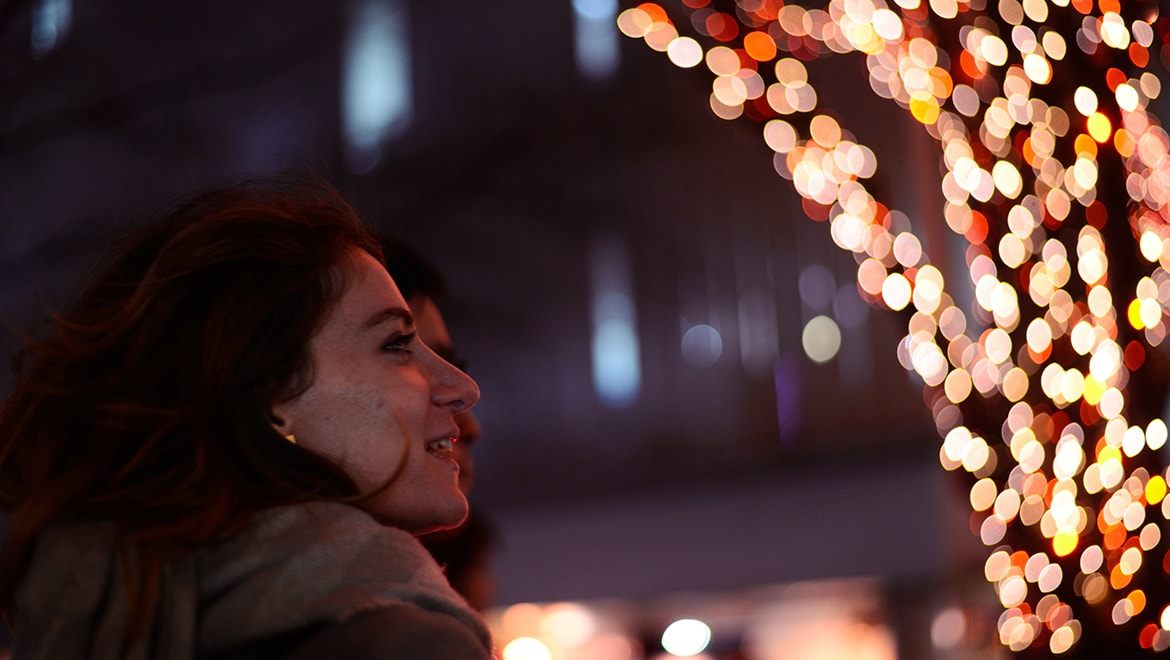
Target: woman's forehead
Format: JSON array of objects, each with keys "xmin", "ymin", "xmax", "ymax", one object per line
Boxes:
[{"xmin": 327, "ymin": 249, "xmax": 411, "ymax": 332}]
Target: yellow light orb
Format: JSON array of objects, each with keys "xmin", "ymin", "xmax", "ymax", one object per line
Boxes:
[
  {"xmin": 1087, "ymin": 112, "xmax": 1112, "ymax": 143},
  {"xmin": 910, "ymin": 92, "xmax": 941, "ymax": 124},
  {"xmin": 1147, "ymin": 476, "xmax": 1167, "ymax": 504},
  {"xmin": 1127, "ymin": 298, "xmax": 1145, "ymax": 330}
]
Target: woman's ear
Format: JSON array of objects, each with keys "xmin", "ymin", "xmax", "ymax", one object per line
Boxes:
[
  {"xmin": 269, "ymin": 410, "xmax": 298, "ymax": 444},
  {"xmin": 268, "ymin": 407, "xmax": 294, "ymax": 437}
]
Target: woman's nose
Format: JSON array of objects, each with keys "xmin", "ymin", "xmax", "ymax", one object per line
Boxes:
[{"xmin": 430, "ymin": 351, "xmax": 480, "ymax": 412}]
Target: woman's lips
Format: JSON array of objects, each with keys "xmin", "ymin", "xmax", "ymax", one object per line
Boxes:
[{"xmin": 425, "ymin": 437, "xmax": 459, "ymax": 467}]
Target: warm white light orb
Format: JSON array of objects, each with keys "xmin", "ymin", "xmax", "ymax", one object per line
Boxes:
[{"xmin": 661, "ymin": 619, "xmax": 712, "ymax": 657}]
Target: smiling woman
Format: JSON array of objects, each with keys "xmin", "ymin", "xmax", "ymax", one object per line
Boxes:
[
  {"xmin": 0, "ymin": 178, "xmax": 491, "ymax": 659},
  {"xmin": 272, "ymin": 248, "xmax": 479, "ymax": 534}
]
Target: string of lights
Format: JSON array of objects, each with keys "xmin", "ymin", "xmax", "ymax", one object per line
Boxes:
[{"xmin": 619, "ymin": 0, "xmax": 1169, "ymax": 654}]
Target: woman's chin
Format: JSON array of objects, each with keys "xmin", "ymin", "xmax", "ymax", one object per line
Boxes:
[
  {"xmin": 378, "ymin": 497, "xmax": 469, "ymax": 536},
  {"xmin": 407, "ymin": 511, "xmax": 468, "ymax": 536}
]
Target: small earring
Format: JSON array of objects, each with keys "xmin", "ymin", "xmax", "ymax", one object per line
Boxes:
[{"xmin": 284, "ymin": 434, "xmax": 297, "ymax": 444}]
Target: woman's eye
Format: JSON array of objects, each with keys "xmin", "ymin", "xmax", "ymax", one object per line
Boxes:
[{"xmin": 382, "ymin": 331, "xmax": 417, "ymax": 353}]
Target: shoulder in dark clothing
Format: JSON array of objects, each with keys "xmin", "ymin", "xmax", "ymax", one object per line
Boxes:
[{"xmin": 279, "ymin": 604, "xmax": 492, "ymax": 660}]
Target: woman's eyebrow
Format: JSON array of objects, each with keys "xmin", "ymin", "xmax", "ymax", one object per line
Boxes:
[{"xmin": 360, "ymin": 307, "xmax": 414, "ymax": 332}]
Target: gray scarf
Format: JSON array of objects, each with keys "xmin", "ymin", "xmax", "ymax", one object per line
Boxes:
[{"xmin": 12, "ymin": 502, "xmax": 493, "ymax": 659}]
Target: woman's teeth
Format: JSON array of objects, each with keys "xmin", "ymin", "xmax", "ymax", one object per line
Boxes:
[{"xmin": 426, "ymin": 437, "xmax": 454, "ymax": 455}]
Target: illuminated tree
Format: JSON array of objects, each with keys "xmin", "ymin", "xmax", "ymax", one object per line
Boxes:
[{"xmin": 620, "ymin": 0, "xmax": 1169, "ymax": 654}]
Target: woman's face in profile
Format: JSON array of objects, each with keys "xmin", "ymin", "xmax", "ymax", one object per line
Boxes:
[{"xmin": 272, "ymin": 248, "xmax": 480, "ymax": 534}]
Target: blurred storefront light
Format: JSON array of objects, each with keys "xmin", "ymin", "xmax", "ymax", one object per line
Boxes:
[
  {"xmin": 590, "ymin": 232, "xmax": 642, "ymax": 406},
  {"xmin": 341, "ymin": 0, "xmax": 411, "ymax": 173},
  {"xmin": 573, "ymin": 0, "xmax": 619, "ymax": 80},
  {"xmin": 31, "ymin": 0, "xmax": 71, "ymax": 58}
]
